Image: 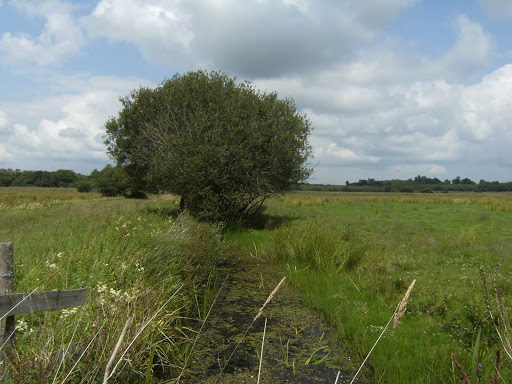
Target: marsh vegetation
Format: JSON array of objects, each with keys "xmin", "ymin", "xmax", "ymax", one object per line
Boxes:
[
  {"xmin": 228, "ymin": 192, "xmax": 512, "ymax": 383},
  {"xmin": 1, "ymin": 188, "xmax": 511, "ymax": 382}
]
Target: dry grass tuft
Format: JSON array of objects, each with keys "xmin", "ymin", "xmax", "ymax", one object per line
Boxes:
[
  {"xmin": 254, "ymin": 276, "xmax": 286, "ymax": 321},
  {"xmin": 393, "ymin": 279, "xmax": 416, "ymax": 329}
]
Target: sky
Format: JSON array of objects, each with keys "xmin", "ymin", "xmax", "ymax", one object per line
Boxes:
[{"xmin": 1, "ymin": 0, "xmax": 511, "ymax": 184}]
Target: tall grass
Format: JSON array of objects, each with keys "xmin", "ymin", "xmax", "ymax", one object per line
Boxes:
[
  {"xmin": 0, "ymin": 187, "xmax": 102, "ymax": 209},
  {"xmin": 228, "ymin": 192, "xmax": 512, "ymax": 383},
  {"xmin": 0, "ymin": 190, "xmax": 224, "ymax": 383}
]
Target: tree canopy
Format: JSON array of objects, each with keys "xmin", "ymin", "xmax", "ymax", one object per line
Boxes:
[
  {"xmin": 0, "ymin": 168, "xmax": 84, "ymax": 188},
  {"xmin": 104, "ymin": 70, "xmax": 313, "ymax": 221}
]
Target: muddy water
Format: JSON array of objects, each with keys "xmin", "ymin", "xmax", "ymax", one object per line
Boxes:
[{"xmin": 180, "ymin": 251, "xmax": 370, "ymax": 383}]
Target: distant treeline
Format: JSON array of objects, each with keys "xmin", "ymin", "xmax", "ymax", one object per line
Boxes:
[
  {"xmin": 0, "ymin": 166, "xmax": 142, "ymax": 197},
  {"xmin": 301, "ymin": 175, "xmax": 512, "ymax": 193},
  {"xmin": 2, "ymin": 168, "xmax": 511, "ymax": 195},
  {"xmin": 0, "ymin": 168, "xmax": 87, "ymax": 188}
]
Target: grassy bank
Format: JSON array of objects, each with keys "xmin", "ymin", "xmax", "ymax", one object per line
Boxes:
[
  {"xmin": 228, "ymin": 192, "xmax": 512, "ymax": 383},
  {"xmin": 0, "ymin": 189, "xmax": 224, "ymax": 383}
]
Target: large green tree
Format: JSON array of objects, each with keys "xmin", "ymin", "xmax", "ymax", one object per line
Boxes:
[{"xmin": 104, "ymin": 70, "xmax": 313, "ymax": 221}]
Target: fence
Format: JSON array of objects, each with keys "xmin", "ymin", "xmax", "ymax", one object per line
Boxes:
[{"xmin": 0, "ymin": 242, "xmax": 87, "ymax": 376}]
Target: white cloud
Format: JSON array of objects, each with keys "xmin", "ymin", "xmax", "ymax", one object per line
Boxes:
[
  {"xmin": 0, "ymin": 75, "xmax": 152, "ymax": 172},
  {"xmin": 429, "ymin": 15, "xmax": 494, "ymax": 80},
  {"xmin": 0, "ymin": 0, "xmax": 84, "ymax": 67},
  {"xmin": 0, "ymin": 0, "xmax": 510, "ymax": 182},
  {"xmin": 253, "ymin": 61, "xmax": 512, "ymax": 182},
  {"xmin": 457, "ymin": 64, "xmax": 512, "ymax": 141},
  {"xmin": 84, "ymin": 0, "xmax": 193, "ymax": 65},
  {"xmin": 82, "ymin": 0, "xmax": 418, "ymax": 77},
  {"xmin": 320, "ymin": 142, "xmax": 380, "ymax": 164},
  {"xmin": 0, "ymin": 111, "xmax": 8, "ymax": 133},
  {"xmin": 310, "ymin": 15, "xmax": 493, "ymax": 86},
  {"xmin": 388, "ymin": 163, "xmax": 447, "ymax": 176},
  {"xmin": 0, "ymin": 144, "xmax": 14, "ymax": 163}
]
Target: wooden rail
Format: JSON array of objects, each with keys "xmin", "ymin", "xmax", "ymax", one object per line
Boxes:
[
  {"xmin": 0, "ymin": 242, "xmax": 87, "ymax": 377},
  {"xmin": 0, "ymin": 288, "xmax": 87, "ymax": 317}
]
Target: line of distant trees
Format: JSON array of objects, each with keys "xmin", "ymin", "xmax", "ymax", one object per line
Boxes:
[
  {"xmin": 2, "ymin": 168, "xmax": 511, "ymax": 195},
  {"xmin": 302, "ymin": 175, "xmax": 512, "ymax": 193},
  {"xmin": 0, "ymin": 168, "xmax": 85, "ymax": 188},
  {"xmin": 0, "ymin": 166, "xmax": 145, "ymax": 198}
]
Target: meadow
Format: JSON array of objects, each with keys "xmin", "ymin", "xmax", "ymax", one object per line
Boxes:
[
  {"xmin": 0, "ymin": 188, "xmax": 224, "ymax": 383},
  {"xmin": 1, "ymin": 188, "xmax": 512, "ymax": 383},
  {"xmin": 228, "ymin": 192, "xmax": 512, "ymax": 383}
]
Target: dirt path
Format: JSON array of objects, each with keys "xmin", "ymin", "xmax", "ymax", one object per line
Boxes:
[{"xmin": 180, "ymin": 250, "xmax": 370, "ymax": 383}]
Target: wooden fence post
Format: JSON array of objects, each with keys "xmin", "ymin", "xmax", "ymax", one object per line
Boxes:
[{"xmin": 0, "ymin": 242, "xmax": 14, "ymax": 375}]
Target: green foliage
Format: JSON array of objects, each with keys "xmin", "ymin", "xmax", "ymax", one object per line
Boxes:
[
  {"xmin": 0, "ymin": 168, "xmax": 82, "ymax": 188},
  {"xmin": 471, "ymin": 327, "xmax": 482, "ymax": 380},
  {"xmin": 0, "ymin": 168, "xmax": 16, "ymax": 186},
  {"xmin": 301, "ymin": 176, "xmax": 512, "ymax": 193},
  {"xmin": 462, "ymin": 177, "xmax": 476, "ymax": 185},
  {"xmin": 93, "ymin": 164, "xmax": 130, "ymax": 197},
  {"xmin": 75, "ymin": 180, "xmax": 93, "ymax": 193},
  {"xmin": 0, "ymin": 191, "xmax": 224, "ymax": 382},
  {"xmin": 227, "ymin": 192, "xmax": 512, "ymax": 383},
  {"xmin": 400, "ymin": 185, "xmax": 414, "ymax": 193},
  {"xmin": 104, "ymin": 70, "xmax": 313, "ymax": 221}
]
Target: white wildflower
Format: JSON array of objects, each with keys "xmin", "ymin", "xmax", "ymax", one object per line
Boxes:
[
  {"xmin": 15, "ymin": 319, "xmax": 28, "ymax": 332},
  {"xmin": 60, "ymin": 307, "xmax": 78, "ymax": 320},
  {"xmin": 97, "ymin": 283, "xmax": 108, "ymax": 294}
]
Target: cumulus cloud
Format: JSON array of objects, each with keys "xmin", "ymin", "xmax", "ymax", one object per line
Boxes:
[
  {"xmin": 82, "ymin": 0, "xmax": 418, "ymax": 77},
  {"xmin": 0, "ymin": 75, "xmax": 152, "ymax": 172},
  {"xmin": 84, "ymin": 0, "xmax": 193, "ymax": 64},
  {"xmin": 457, "ymin": 64, "xmax": 512, "ymax": 141},
  {"xmin": 426, "ymin": 15, "xmax": 494, "ymax": 80},
  {"xmin": 254, "ymin": 61, "xmax": 512, "ymax": 182},
  {"xmin": 81, "ymin": 1, "xmax": 489, "ymax": 83},
  {"xmin": 0, "ymin": 0, "xmax": 84, "ymax": 67},
  {"xmin": 1, "ymin": 0, "xmax": 510, "ymax": 182}
]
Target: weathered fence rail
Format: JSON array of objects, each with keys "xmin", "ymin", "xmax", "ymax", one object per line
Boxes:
[
  {"xmin": 0, "ymin": 242, "xmax": 87, "ymax": 376},
  {"xmin": 0, "ymin": 288, "xmax": 87, "ymax": 317}
]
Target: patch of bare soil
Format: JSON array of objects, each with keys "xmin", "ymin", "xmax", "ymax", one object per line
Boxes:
[{"xmin": 180, "ymin": 250, "xmax": 371, "ymax": 383}]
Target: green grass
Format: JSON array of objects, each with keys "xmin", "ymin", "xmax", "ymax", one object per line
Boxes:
[
  {"xmin": 4, "ymin": 187, "xmax": 512, "ymax": 382},
  {"xmin": 0, "ymin": 189, "xmax": 224, "ymax": 383},
  {"xmin": 228, "ymin": 191, "xmax": 512, "ymax": 383},
  {"xmin": 0, "ymin": 187, "xmax": 102, "ymax": 208}
]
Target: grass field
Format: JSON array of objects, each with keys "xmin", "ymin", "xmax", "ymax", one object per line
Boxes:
[
  {"xmin": 0, "ymin": 187, "xmax": 102, "ymax": 208},
  {"xmin": 2, "ymin": 188, "xmax": 512, "ymax": 383},
  {"xmin": 228, "ymin": 192, "xmax": 512, "ymax": 383},
  {"xmin": 0, "ymin": 188, "xmax": 224, "ymax": 383}
]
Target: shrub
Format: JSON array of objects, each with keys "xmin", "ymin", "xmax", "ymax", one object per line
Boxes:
[
  {"xmin": 104, "ymin": 70, "xmax": 313, "ymax": 222},
  {"xmin": 75, "ymin": 180, "xmax": 93, "ymax": 193}
]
